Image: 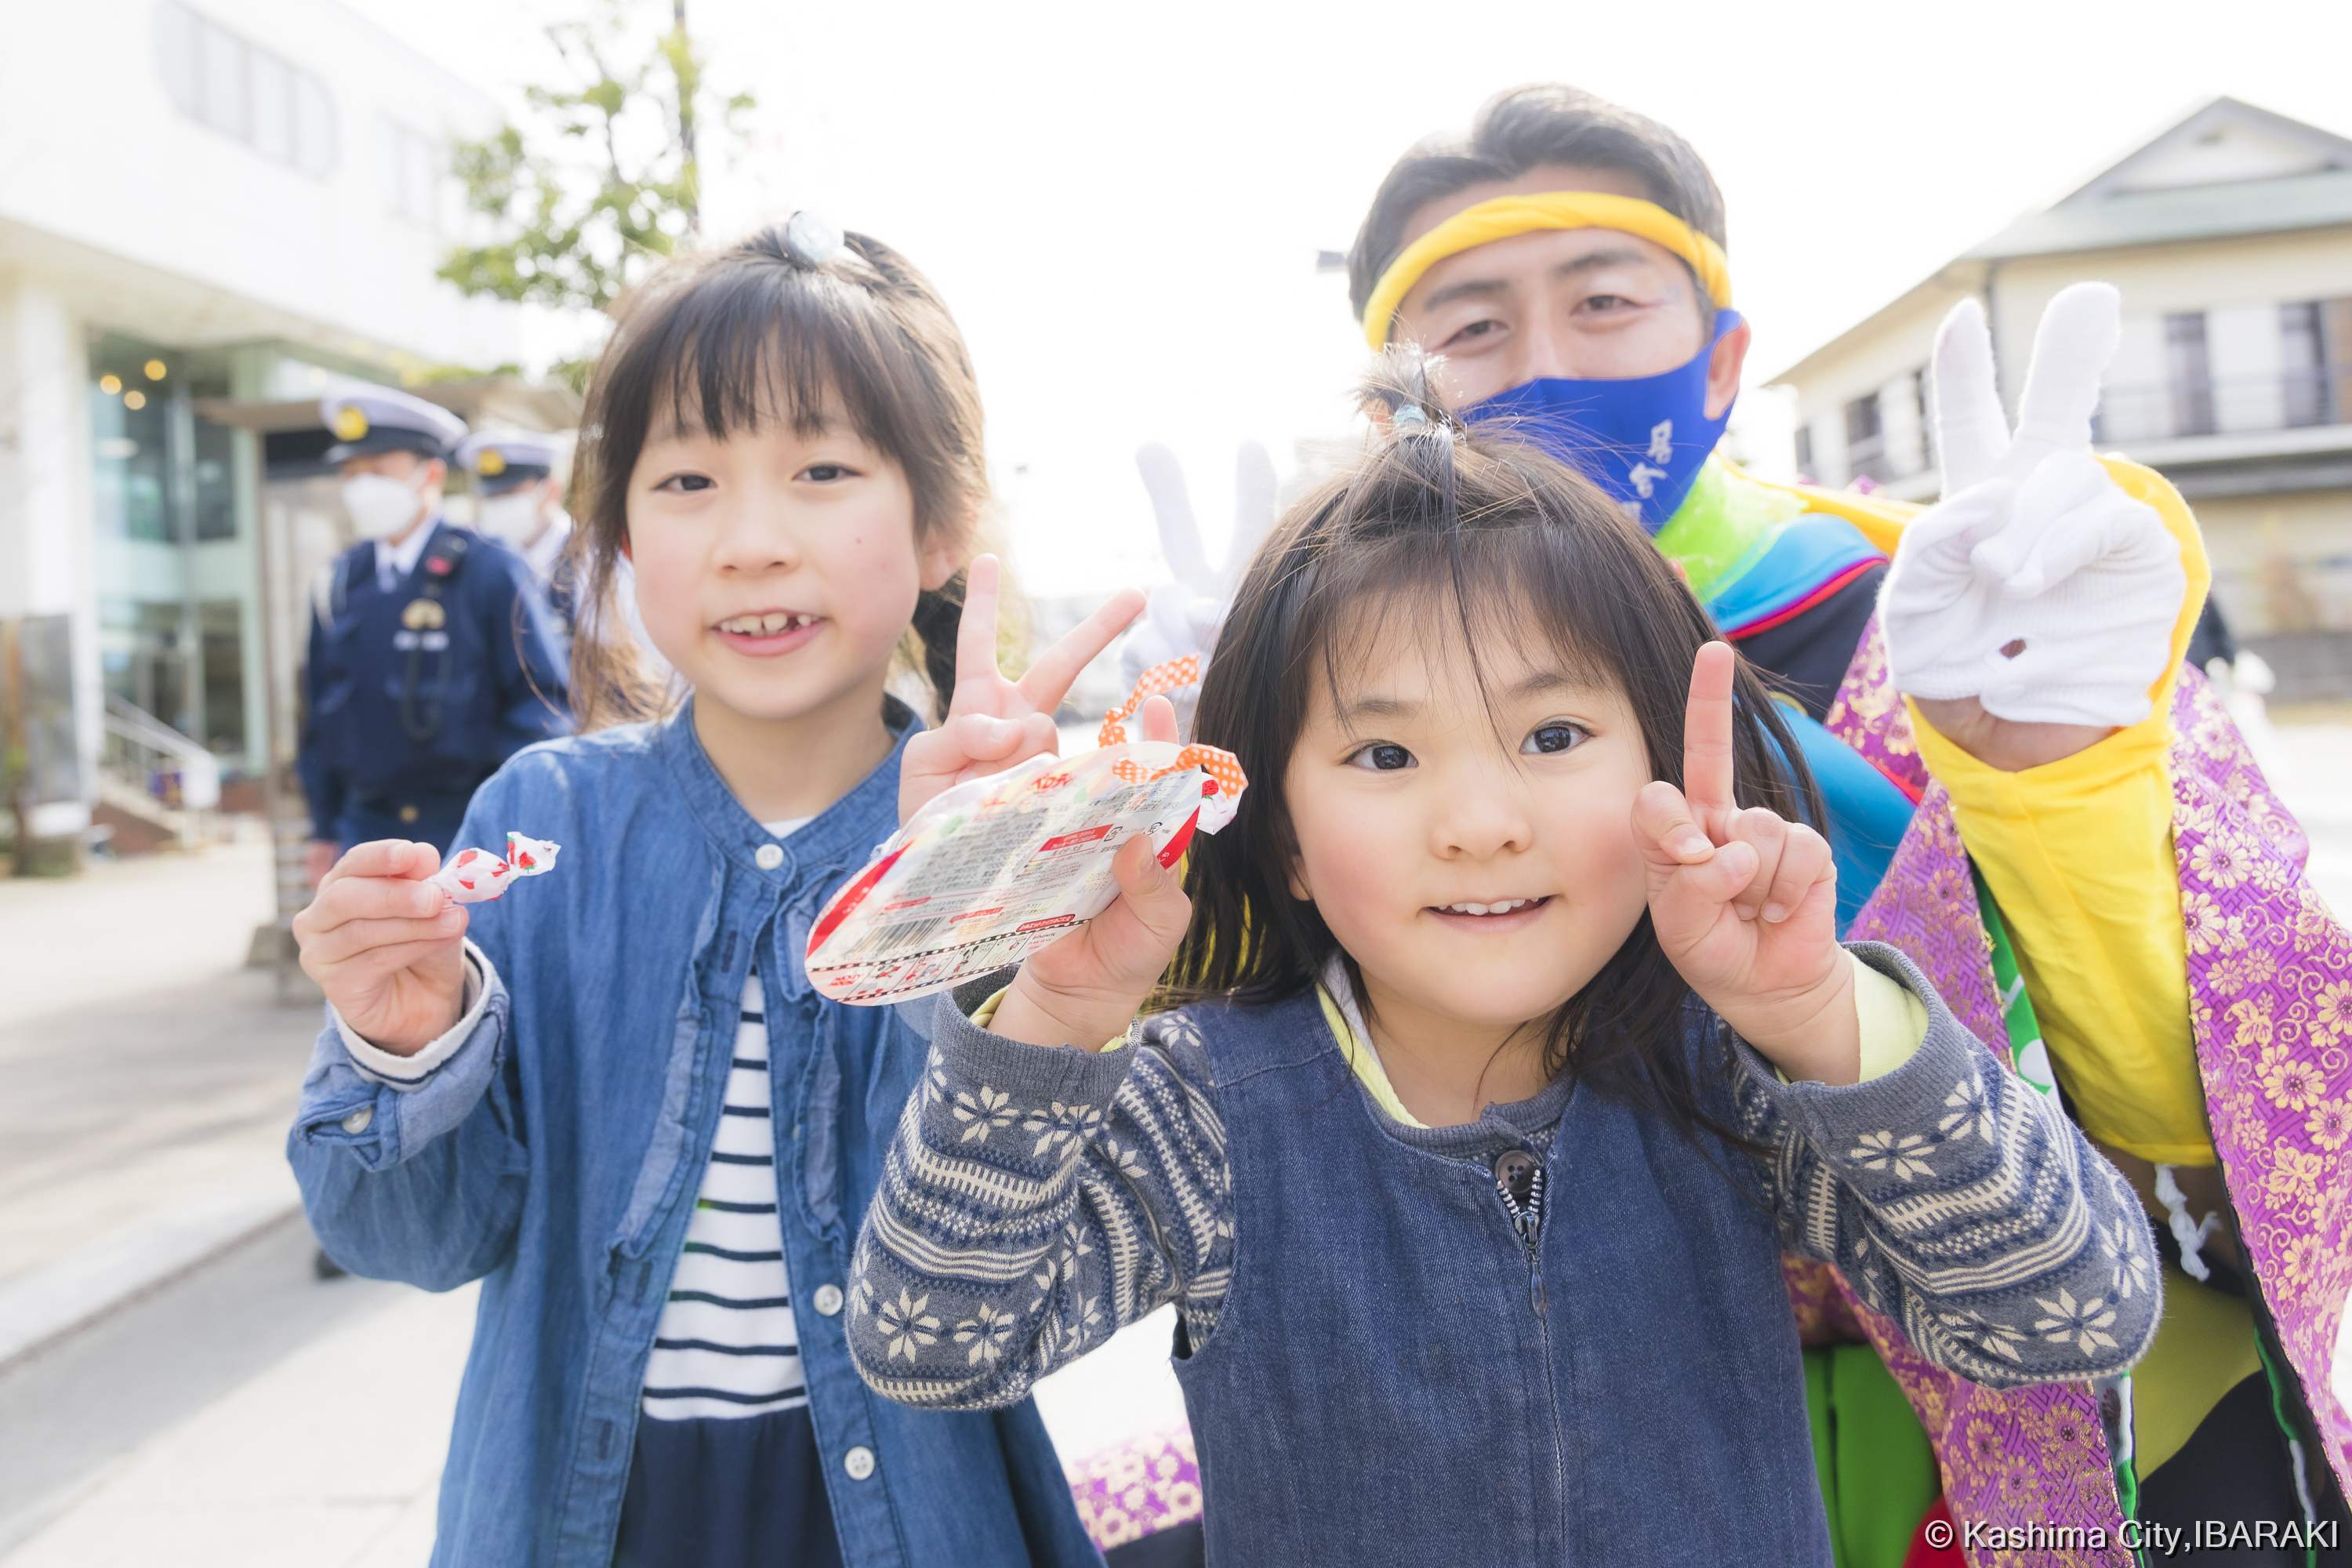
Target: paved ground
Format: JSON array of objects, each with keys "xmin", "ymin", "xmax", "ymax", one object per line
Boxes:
[
  {"xmin": 0, "ymin": 840, "xmax": 318, "ymax": 1289},
  {"xmin": 3, "ymin": 719, "xmax": 2348, "ymax": 1563}
]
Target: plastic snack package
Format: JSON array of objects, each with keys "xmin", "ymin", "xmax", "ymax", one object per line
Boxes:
[
  {"xmin": 804, "ymin": 724, "xmax": 1247, "ymax": 1007},
  {"xmin": 426, "ymin": 830, "xmax": 563, "ymax": 904}
]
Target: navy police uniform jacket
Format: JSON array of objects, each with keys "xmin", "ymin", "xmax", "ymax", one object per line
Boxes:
[{"xmin": 299, "ymin": 517, "xmax": 571, "ymax": 844}]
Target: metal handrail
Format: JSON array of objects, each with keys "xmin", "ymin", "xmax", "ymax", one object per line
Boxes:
[
  {"xmin": 100, "ymin": 693, "xmax": 220, "ymax": 811},
  {"xmin": 2094, "ymin": 365, "xmax": 2352, "ymax": 445}
]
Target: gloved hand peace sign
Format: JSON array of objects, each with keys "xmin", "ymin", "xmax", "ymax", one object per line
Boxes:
[
  {"xmin": 1882, "ymin": 282, "xmax": 2185, "ymax": 743},
  {"xmin": 1117, "ymin": 441, "xmax": 1279, "ymax": 729}
]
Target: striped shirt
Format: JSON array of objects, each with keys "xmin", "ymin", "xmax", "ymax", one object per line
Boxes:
[{"xmin": 641, "ymin": 821, "xmax": 811, "ymax": 1422}]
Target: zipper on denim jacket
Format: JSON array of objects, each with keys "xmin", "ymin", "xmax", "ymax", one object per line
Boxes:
[{"xmin": 1492, "ymin": 1149, "xmax": 1546, "ymax": 1315}]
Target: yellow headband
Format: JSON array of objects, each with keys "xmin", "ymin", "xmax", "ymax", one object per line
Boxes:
[{"xmin": 1360, "ymin": 191, "xmax": 1733, "ymax": 349}]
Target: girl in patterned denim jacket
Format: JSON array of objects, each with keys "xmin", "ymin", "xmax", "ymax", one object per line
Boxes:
[
  {"xmin": 847, "ymin": 354, "xmax": 2163, "ymax": 1564},
  {"xmin": 287, "ymin": 219, "xmax": 1145, "ymax": 1568}
]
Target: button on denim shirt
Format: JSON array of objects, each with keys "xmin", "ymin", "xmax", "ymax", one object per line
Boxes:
[{"xmin": 289, "ymin": 700, "xmax": 1099, "ymax": 1568}]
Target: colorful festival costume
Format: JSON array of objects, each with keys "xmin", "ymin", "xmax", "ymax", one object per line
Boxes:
[{"xmin": 1726, "ymin": 453, "xmax": 2352, "ymax": 1564}]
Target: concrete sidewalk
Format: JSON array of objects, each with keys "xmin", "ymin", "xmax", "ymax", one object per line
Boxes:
[{"xmin": 0, "ymin": 840, "xmax": 319, "ymax": 1326}]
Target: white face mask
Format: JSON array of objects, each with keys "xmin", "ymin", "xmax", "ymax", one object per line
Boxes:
[
  {"xmin": 477, "ymin": 491, "xmax": 543, "ymax": 545},
  {"xmin": 342, "ymin": 472, "xmax": 429, "ymax": 540}
]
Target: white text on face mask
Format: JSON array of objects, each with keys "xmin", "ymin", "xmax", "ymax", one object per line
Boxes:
[{"xmin": 342, "ymin": 473, "xmax": 428, "ymax": 540}]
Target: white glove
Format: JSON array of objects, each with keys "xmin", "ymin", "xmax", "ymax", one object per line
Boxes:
[
  {"xmin": 1882, "ymin": 283, "xmax": 2185, "ymax": 728},
  {"xmin": 1119, "ymin": 441, "xmax": 1277, "ymax": 714}
]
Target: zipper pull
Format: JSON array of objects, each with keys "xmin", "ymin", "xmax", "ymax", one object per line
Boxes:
[{"xmin": 1493, "ymin": 1149, "xmax": 1548, "ymax": 1316}]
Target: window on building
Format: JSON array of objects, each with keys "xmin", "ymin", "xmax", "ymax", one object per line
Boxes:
[
  {"xmin": 1844, "ymin": 391, "xmax": 1889, "ymax": 482},
  {"xmin": 2281, "ymin": 301, "xmax": 2344, "ymax": 428},
  {"xmin": 1793, "ymin": 424, "xmax": 1814, "ymax": 478},
  {"xmin": 2165, "ymin": 311, "xmax": 2215, "ymax": 437},
  {"xmin": 378, "ymin": 118, "xmax": 452, "ymax": 229},
  {"xmin": 154, "ymin": 2, "xmax": 336, "ymax": 176}
]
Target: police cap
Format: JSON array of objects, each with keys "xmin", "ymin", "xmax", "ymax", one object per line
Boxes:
[
  {"xmin": 321, "ymin": 387, "xmax": 469, "ymax": 463},
  {"xmin": 454, "ymin": 429, "xmax": 563, "ymax": 495}
]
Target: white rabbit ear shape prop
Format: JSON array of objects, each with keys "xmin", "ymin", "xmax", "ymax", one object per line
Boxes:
[{"xmin": 1120, "ymin": 441, "xmax": 1279, "ymax": 717}]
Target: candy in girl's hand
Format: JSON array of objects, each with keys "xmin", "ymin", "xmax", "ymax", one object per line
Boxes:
[
  {"xmin": 428, "ymin": 848, "xmax": 515, "ymax": 903},
  {"xmin": 426, "ymin": 833, "xmax": 561, "ymax": 903},
  {"xmin": 504, "ymin": 833, "xmax": 561, "ymax": 877}
]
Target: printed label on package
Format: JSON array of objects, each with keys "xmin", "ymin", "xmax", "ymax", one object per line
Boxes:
[{"xmin": 804, "ymin": 741, "xmax": 1247, "ymax": 1005}]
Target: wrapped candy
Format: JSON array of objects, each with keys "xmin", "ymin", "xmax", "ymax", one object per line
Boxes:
[
  {"xmin": 428, "ymin": 831, "xmax": 563, "ymax": 904},
  {"xmin": 804, "ymin": 733, "xmax": 1247, "ymax": 1007}
]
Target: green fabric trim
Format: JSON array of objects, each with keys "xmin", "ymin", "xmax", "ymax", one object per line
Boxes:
[
  {"xmin": 1971, "ymin": 863, "xmax": 2056, "ymax": 1095},
  {"xmin": 1653, "ymin": 457, "xmax": 1808, "ymax": 602},
  {"xmin": 1806, "ymin": 1344, "xmax": 1943, "ymax": 1567},
  {"xmin": 2254, "ymin": 1333, "xmax": 2323, "ymax": 1568}
]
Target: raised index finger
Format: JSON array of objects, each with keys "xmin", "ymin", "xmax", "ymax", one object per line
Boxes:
[
  {"xmin": 1014, "ymin": 586, "xmax": 1145, "ymax": 716},
  {"xmin": 1683, "ymin": 641, "xmax": 1737, "ymax": 819},
  {"xmin": 954, "ymin": 554, "xmax": 1007, "ymax": 691}
]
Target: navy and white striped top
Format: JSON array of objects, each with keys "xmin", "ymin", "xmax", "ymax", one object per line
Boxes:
[{"xmin": 639, "ymin": 967, "xmax": 808, "ymax": 1421}]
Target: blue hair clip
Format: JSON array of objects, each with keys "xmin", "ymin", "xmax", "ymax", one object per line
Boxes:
[
  {"xmin": 1392, "ymin": 404, "xmax": 1428, "ymax": 427},
  {"xmin": 782, "ymin": 210, "xmax": 844, "ymax": 267}
]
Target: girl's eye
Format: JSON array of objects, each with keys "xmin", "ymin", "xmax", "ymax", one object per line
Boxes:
[
  {"xmin": 655, "ymin": 473, "xmax": 715, "ymax": 493},
  {"xmin": 802, "ymin": 463, "xmax": 855, "ymax": 483},
  {"xmin": 1345, "ymin": 742, "xmax": 1416, "ymax": 772},
  {"xmin": 1522, "ymin": 723, "xmax": 1585, "ymax": 756}
]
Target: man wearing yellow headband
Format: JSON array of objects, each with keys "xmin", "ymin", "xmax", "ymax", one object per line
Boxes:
[{"xmin": 1327, "ymin": 84, "xmax": 2350, "ymax": 1568}]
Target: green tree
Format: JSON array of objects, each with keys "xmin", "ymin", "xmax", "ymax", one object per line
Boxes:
[{"xmin": 440, "ymin": 2, "xmax": 755, "ymax": 328}]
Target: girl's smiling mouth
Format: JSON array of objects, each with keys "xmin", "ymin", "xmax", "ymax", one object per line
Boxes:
[
  {"xmin": 714, "ymin": 609, "xmax": 826, "ymax": 655},
  {"xmin": 1428, "ymin": 895, "xmax": 1553, "ymax": 927}
]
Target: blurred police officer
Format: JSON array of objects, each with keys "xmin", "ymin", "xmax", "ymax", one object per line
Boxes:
[
  {"xmin": 456, "ymin": 429, "xmax": 576, "ymax": 639},
  {"xmin": 299, "ymin": 388, "xmax": 571, "ymax": 889}
]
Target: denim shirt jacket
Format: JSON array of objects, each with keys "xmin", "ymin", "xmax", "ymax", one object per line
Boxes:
[{"xmin": 289, "ymin": 699, "xmax": 1100, "ymax": 1568}]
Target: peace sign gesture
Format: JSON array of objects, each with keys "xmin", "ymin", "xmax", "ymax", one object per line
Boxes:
[
  {"xmin": 898, "ymin": 555, "xmax": 1147, "ymax": 823},
  {"xmin": 1631, "ymin": 643, "xmax": 1859, "ymax": 1083},
  {"xmin": 1882, "ymin": 282, "xmax": 2185, "ymax": 760}
]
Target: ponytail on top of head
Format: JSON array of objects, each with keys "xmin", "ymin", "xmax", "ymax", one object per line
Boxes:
[{"xmin": 567, "ymin": 216, "xmax": 1015, "ymax": 730}]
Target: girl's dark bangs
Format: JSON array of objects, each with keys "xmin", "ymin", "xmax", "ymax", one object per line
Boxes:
[
  {"xmin": 652, "ymin": 265, "xmax": 893, "ymax": 450},
  {"xmin": 1299, "ymin": 499, "xmax": 1626, "ymax": 737}
]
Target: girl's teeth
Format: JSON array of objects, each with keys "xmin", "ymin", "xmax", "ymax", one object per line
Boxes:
[
  {"xmin": 724, "ymin": 613, "xmax": 813, "ymax": 634},
  {"xmin": 1446, "ymin": 899, "xmax": 1530, "ymax": 916}
]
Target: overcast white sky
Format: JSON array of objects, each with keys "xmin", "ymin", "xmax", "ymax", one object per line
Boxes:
[{"xmin": 347, "ymin": 0, "xmax": 2352, "ymax": 596}]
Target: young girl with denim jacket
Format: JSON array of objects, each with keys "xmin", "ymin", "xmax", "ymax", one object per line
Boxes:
[
  {"xmin": 848, "ymin": 360, "xmax": 2163, "ymax": 1564},
  {"xmin": 289, "ymin": 220, "xmax": 1142, "ymax": 1568}
]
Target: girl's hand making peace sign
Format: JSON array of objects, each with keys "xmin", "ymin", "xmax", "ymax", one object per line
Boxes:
[
  {"xmin": 1630, "ymin": 643, "xmax": 1861, "ymax": 1085},
  {"xmin": 901, "ymin": 555, "xmax": 1192, "ymax": 1052},
  {"xmin": 898, "ymin": 554, "xmax": 1149, "ymax": 824}
]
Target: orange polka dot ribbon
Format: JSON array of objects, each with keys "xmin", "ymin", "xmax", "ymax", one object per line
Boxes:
[
  {"xmin": 1097, "ymin": 655, "xmax": 1201, "ymax": 746},
  {"xmin": 1096, "ymin": 658, "xmax": 1247, "ymax": 804}
]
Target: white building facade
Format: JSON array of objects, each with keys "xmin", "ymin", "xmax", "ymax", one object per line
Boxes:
[
  {"xmin": 1773, "ymin": 99, "xmax": 2352, "ymax": 697},
  {"xmin": 0, "ymin": 0, "xmax": 523, "ymax": 848}
]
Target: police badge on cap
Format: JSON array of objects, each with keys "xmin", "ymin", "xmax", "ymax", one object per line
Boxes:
[
  {"xmin": 454, "ymin": 430, "xmax": 563, "ymax": 495},
  {"xmin": 321, "ymin": 387, "xmax": 469, "ymax": 463}
]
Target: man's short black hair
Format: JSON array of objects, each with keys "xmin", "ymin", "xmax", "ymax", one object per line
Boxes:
[{"xmin": 1348, "ymin": 85, "xmax": 1728, "ymax": 325}]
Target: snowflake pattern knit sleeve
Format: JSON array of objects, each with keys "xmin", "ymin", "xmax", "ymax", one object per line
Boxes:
[
  {"xmin": 848, "ymin": 985, "xmax": 1232, "ymax": 1412},
  {"xmin": 1733, "ymin": 943, "xmax": 2161, "ymax": 1388},
  {"xmin": 848, "ymin": 946, "xmax": 2159, "ymax": 1410}
]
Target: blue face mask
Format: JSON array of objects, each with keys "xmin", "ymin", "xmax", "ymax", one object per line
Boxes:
[{"xmin": 1460, "ymin": 310, "xmax": 1743, "ymax": 533}]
